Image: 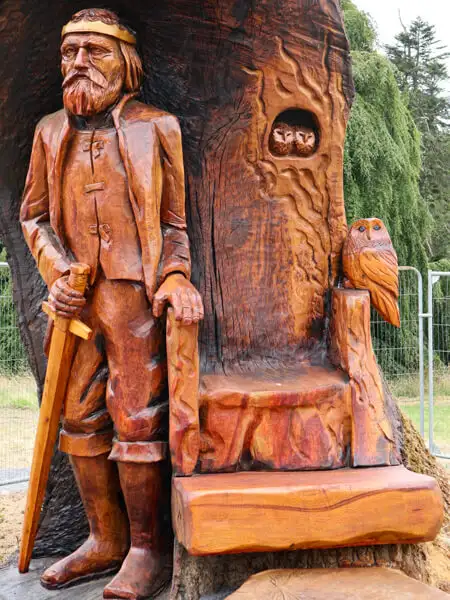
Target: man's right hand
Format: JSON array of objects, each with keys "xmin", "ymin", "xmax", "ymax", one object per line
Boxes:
[{"xmin": 48, "ymin": 275, "xmax": 86, "ymax": 319}]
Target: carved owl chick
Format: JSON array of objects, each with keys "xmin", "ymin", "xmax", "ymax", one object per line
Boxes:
[
  {"xmin": 343, "ymin": 218, "xmax": 400, "ymax": 327},
  {"xmin": 293, "ymin": 125, "xmax": 316, "ymax": 156},
  {"xmin": 269, "ymin": 122, "xmax": 294, "ymax": 156}
]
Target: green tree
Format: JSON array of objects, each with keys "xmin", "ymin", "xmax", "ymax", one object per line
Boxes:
[
  {"xmin": 342, "ymin": 1, "xmax": 431, "ymax": 271},
  {"xmin": 386, "ymin": 18, "xmax": 450, "ymax": 261},
  {"xmin": 341, "ymin": 1, "xmax": 432, "ymax": 375}
]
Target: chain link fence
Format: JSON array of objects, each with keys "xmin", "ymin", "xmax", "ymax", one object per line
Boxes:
[{"xmin": 0, "ymin": 263, "xmax": 38, "ymax": 485}]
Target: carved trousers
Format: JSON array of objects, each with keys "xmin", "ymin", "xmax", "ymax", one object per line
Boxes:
[{"xmin": 59, "ymin": 275, "xmax": 168, "ymax": 464}]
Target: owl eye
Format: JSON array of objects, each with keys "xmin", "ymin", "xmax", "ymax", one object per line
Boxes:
[
  {"xmin": 374, "ymin": 225, "xmax": 381, "ymax": 231},
  {"xmin": 358, "ymin": 226, "xmax": 366, "ymax": 232}
]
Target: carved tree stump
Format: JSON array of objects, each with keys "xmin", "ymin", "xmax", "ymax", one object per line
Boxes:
[{"xmin": 0, "ymin": 0, "xmax": 448, "ymax": 595}]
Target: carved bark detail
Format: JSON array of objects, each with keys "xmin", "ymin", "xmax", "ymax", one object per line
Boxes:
[
  {"xmin": 166, "ymin": 308, "xmax": 200, "ymax": 476},
  {"xmin": 329, "ymin": 289, "xmax": 401, "ymax": 466}
]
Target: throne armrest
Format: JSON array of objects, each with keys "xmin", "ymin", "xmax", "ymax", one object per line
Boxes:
[
  {"xmin": 166, "ymin": 308, "xmax": 200, "ymax": 475},
  {"xmin": 329, "ymin": 288, "xmax": 401, "ymax": 467}
]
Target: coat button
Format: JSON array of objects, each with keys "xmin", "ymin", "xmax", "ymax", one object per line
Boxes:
[
  {"xmin": 88, "ymin": 225, "xmax": 98, "ymax": 235},
  {"xmin": 99, "ymin": 224, "xmax": 111, "ymax": 242}
]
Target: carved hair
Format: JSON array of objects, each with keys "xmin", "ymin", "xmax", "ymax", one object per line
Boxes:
[{"xmin": 69, "ymin": 8, "xmax": 143, "ymax": 92}]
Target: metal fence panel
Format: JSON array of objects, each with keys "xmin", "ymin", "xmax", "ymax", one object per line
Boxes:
[
  {"xmin": 0, "ymin": 262, "xmax": 38, "ymax": 485},
  {"xmin": 428, "ymin": 270, "xmax": 450, "ymax": 459},
  {"xmin": 371, "ymin": 267, "xmax": 425, "ymax": 434}
]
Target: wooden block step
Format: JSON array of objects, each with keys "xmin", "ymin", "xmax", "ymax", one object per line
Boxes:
[
  {"xmin": 172, "ymin": 466, "xmax": 443, "ymax": 556},
  {"xmin": 224, "ymin": 568, "xmax": 450, "ymax": 599}
]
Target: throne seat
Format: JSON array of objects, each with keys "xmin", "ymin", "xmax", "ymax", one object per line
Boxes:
[{"xmin": 198, "ymin": 364, "xmax": 351, "ymax": 472}]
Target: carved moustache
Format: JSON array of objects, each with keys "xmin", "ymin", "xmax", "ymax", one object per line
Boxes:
[{"xmin": 62, "ymin": 69, "xmax": 108, "ymax": 89}]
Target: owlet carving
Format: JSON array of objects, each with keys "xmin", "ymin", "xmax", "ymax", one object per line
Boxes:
[
  {"xmin": 343, "ymin": 218, "xmax": 400, "ymax": 327},
  {"xmin": 293, "ymin": 125, "xmax": 316, "ymax": 156},
  {"xmin": 269, "ymin": 122, "xmax": 294, "ymax": 156}
]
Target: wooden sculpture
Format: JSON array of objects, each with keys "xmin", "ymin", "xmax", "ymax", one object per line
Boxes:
[
  {"xmin": 343, "ymin": 218, "xmax": 401, "ymax": 327},
  {"xmin": 15, "ymin": 2, "xmax": 443, "ymax": 598},
  {"xmin": 19, "ymin": 8, "xmax": 203, "ymax": 599}
]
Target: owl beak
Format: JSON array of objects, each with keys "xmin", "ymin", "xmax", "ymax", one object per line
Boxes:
[{"xmin": 367, "ymin": 230, "xmax": 372, "ymax": 240}]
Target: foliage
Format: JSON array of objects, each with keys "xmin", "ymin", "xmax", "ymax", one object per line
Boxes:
[
  {"xmin": 344, "ymin": 50, "xmax": 431, "ymax": 270},
  {"xmin": 341, "ymin": 1, "xmax": 432, "ymax": 375},
  {"xmin": 341, "ymin": 0, "xmax": 376, "ymax": 52},
  {"xmin": 386, "ymin": 18, "xmax": 450, "ymax": 261}
]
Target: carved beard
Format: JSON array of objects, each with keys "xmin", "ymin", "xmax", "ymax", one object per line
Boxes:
[{"xmin": 62, "ymin": 68, "xmax": 124, "ymax": 117}]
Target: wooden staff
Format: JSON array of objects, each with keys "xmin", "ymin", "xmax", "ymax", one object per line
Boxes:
[{"xmin": 18, "ymin": 263, "xmax": 91, "ymax": 573}]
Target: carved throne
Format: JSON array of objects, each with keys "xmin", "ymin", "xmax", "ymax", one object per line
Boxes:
[{"xmin": 165, "ymin": 2, "xmax": 443, "ymax": 557}]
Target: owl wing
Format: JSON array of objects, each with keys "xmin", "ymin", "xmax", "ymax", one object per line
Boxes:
[{"xmin": 359, "ymin": 247, "xmax": 400, "ymax": 326}]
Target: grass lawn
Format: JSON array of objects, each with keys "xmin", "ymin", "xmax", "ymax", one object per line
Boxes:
[{"xmin": 0, "ymin": 375, "xmax": 38, "ymax": 410}]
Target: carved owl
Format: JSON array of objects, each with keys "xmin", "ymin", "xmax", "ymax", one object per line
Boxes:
[
  {"xmin": 269, "ymin": 122, "xmax": 294, "ymax": 156},
  {"xmin": 293, "ymin": 125, "xmax": 316, "ymax": 156},
  {"xmin": 343, "ymin": 218, "xmax": 400, "ymax": 327}
]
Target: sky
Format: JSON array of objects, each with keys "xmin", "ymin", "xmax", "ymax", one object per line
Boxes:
[{"xmin": 354, "ymin": 0, "xmax": 450, "ymax": 92}]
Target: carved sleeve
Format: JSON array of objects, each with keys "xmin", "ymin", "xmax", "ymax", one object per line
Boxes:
[
  {"xmin": 20, "ymin": 124, "xmax": 70, "ymax": 289},
  {"xmin": 156, "ymin": 115, "xmax": 191, "ymax": 282}
]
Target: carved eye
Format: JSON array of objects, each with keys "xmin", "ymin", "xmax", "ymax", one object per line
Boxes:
[
  {"xmin": 358, "ymin": 225, "xmax": 366, "ymax": 232},
  {"xmin": 374, "ymin": 224, "xmax": 381, "ymax": 231}
]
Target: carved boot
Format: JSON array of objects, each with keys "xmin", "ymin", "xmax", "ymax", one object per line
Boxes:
[
  {"xmin": 40, "ymin": 453, "xmax": 129, "ymax": 589},
  {"xmin": 103, "ymin": 462, "xmax": 171, "ymax": 600}
]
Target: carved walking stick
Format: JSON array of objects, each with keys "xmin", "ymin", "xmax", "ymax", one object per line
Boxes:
[{"xmin": 18, "ymin": 263, "xmax": 91, "ymax": 573}]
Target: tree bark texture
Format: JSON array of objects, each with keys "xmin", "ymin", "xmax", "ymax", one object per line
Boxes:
[{"xmin": 0, "ymin": 1, "xmax": 447, "ymax": 592}]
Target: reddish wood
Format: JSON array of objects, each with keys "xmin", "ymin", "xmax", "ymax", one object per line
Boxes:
[
  {"xmin": 330, "ymin": 289, "xmax": 401, "ymax": 467},
  {"xmin": 172, "ymin": 467, "xmax": 443, "ymax": 556},
  {"xmin": 198, "ymin": 366, "xmax": 351, "ymax": 472},
  {"xmin": 40, "ymin": 454, "xmax": 129, "ymax": 589},
  {"xmin": 166, "ymin": 308, "xmax": 200, "ymax": 476},
  {"xmin": 343, "ymin": 219, "xmax": 400, "ymax": 327},
  {"xmin": 19, "ymin": 8, "xmax": 203, "ymax": 594},
  {"xmin": 19, "ymin": 263, "xmax": 90, "ymax": 574},
  {"xmin": 225, "ymin": 568, "xmax": 450, "ymax": 599}
]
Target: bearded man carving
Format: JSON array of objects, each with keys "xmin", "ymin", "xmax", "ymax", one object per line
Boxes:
[{"xmin": 20, "ymin": 8, "xmax": 203, "ymax": 599}]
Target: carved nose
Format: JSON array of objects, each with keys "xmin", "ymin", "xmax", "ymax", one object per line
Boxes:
[
  {"xmin": 367, "ymin": 230, "xmax": 372, "ymax": 240},
  {"xmin": 74, "ymin": 47, "xmax": 89, "ymax": 68}
]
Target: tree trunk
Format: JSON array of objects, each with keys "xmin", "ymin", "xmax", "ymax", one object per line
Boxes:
[{"xmin": 0, "ymin": 0, "xmax": 447, "ymax": 592}]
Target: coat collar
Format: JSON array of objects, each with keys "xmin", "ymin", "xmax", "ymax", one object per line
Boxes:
[{"xmin": 50, "ymin": 93, "xmax": 137, "ymax": 243}]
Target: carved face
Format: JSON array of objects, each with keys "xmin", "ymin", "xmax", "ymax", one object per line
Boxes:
[
  {"xmin": 61, "ymin": 33, "xmax": 125, "ymax": 116},
  {"xmin": 348, "ymin": 218, "xmax": 389, "ymax": 249},
  {"xmin": 293, "ymin": 125, "xmax": 316, "ymax": 156},
  {"xmin": 269, "ymin": 122, "xmax": 294, "ymax": 156}
]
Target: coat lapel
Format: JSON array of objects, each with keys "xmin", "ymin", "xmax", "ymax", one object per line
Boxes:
[{"xmin": 50, "ymin": 112, "xmax": 72, "ymax": 245}]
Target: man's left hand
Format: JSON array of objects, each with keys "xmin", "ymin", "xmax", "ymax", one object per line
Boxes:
[{"xmin": 152, "ymin": 273, "xmax": 204, "ymax": 325}]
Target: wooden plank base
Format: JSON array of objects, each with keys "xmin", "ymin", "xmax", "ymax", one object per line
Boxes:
[
  {"xmin": 172, "ymin": 466, "xmax": 443, "ymax": 556},
  {"xmin": 224, "ymin": 568, "xmax": 449, "ymax": 599}
]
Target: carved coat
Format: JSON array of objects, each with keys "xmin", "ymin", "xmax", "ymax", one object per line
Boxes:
[{"xmin": 20, "ymin": 93, "xmax": 191, "ymax": 301}]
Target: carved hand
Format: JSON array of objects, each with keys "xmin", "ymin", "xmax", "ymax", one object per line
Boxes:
[
  {"xmin": 152, "ymin": 273, "xmax": 204, "ymax": 325},
  {"xmin": 48, "ymin": 275, "xmax": 86, "ymax": 319}
]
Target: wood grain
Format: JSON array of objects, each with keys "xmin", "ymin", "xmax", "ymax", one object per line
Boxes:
[
  {"xmin": 19, "ymin": 263, "xmax": 90, "ymax": 573},
  {"xmin": 330, "ymin": 289, "xmax": 401, "ymax": 467},
  {"xmin": 166, "ymin": 308, "xmax": 200, "ymax": 476},
  {"xmin": 172, "ymin": 466, "xmax": 443, "ymax": 556},
  {"xmin": 225, "ymin": 568, "xmax": 450, "ymax": 599},
  {"xmin": 198, "ymin": 366, "xmax": 351, "ymax": 472}
]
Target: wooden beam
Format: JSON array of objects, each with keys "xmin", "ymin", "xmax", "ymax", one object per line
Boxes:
[{"xmin": 172, "ymin": 466, "xmax": 443, "ymax": 556}]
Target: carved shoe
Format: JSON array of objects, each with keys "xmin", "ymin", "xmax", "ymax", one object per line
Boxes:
[
  {"xmin": 40, "ymin": 453, "xmax": 129, "ymax": 589},
  {"xmin": 103, "ymin": 461, "xmax": 171, "ymax": 599}
]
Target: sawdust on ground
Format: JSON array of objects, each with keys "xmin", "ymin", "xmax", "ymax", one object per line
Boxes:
[{"xmin": 0, "ymin": 491, "xmax": 25, "ymax": 566}]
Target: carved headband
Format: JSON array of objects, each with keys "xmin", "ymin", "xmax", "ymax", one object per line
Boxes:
[{"xmin": 61, "ymin": 20, "xmax": 136, "ymax": 45}]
